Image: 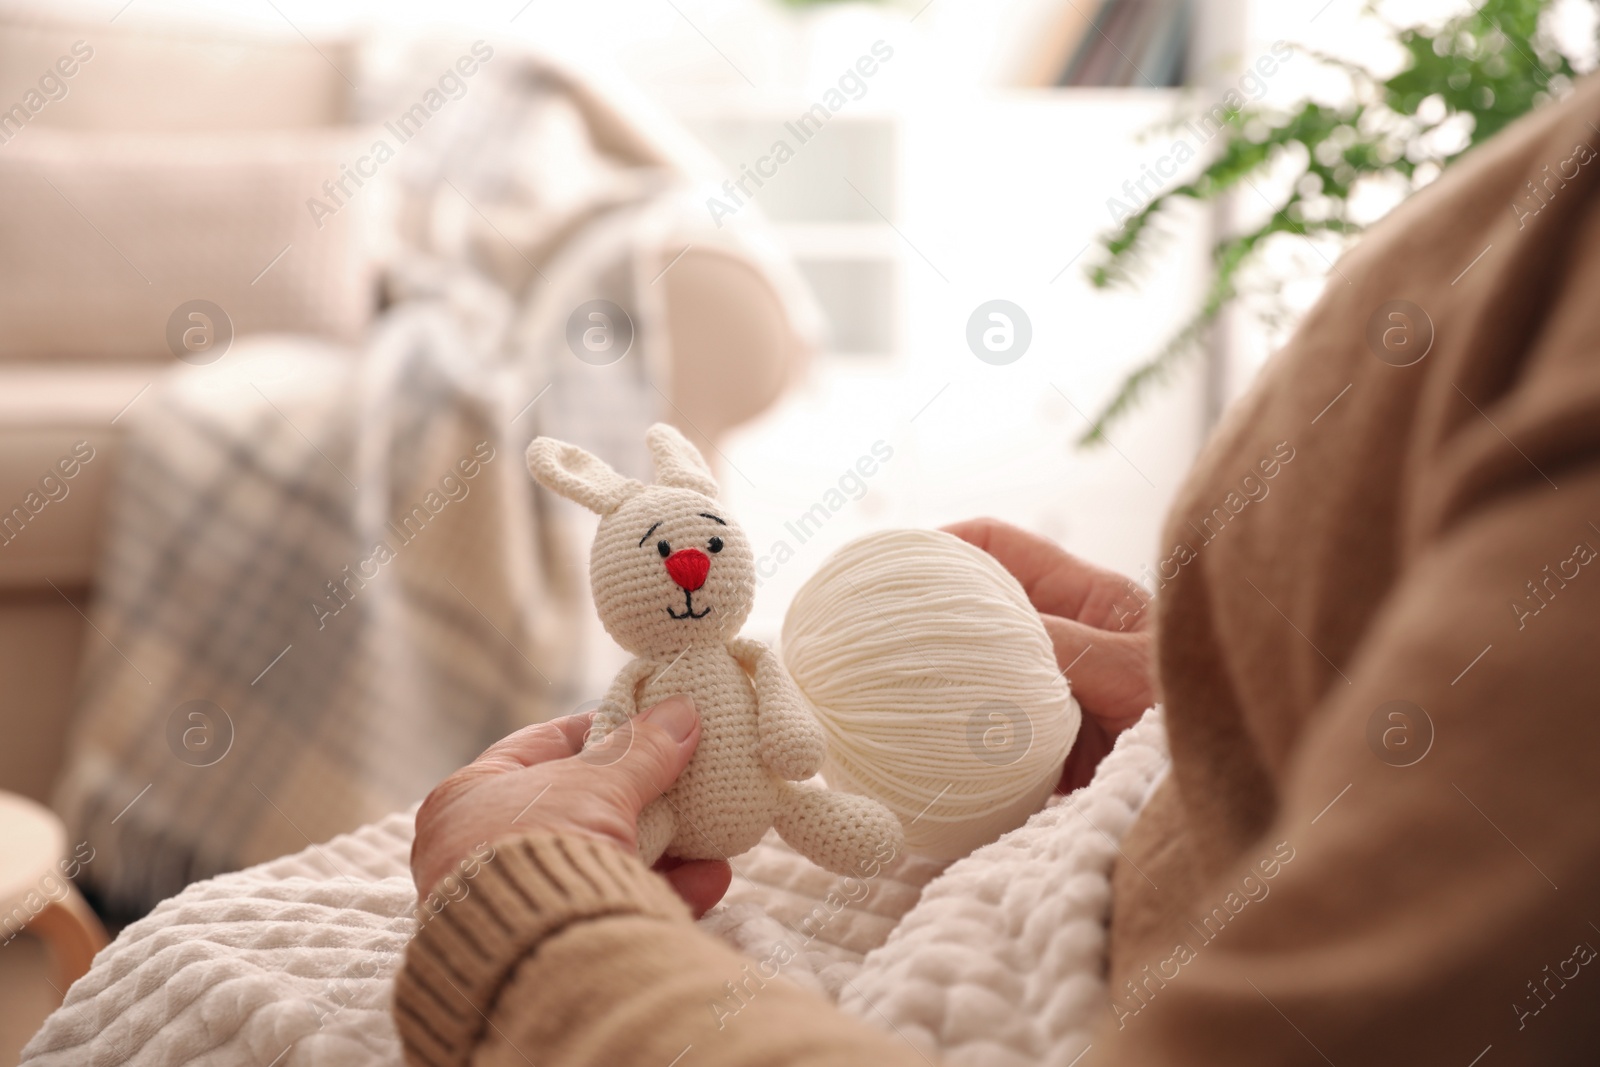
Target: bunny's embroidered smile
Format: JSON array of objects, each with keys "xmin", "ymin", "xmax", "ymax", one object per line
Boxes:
[
  {"xmin": 524, "ymin": 423, "xmax": 905, "ymax": 875},
  {"xmin": 644, "ymin": 517, "xmax": 723, "ymax": 619}
]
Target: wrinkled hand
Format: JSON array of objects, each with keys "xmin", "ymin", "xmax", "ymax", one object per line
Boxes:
[
  {"xmin": 410, "ymin": 696, "xmax": 731, "ymax": 917},
  {"xmin": 944, "ymin": 518, "xmax": 1157, "ymax": 794}
]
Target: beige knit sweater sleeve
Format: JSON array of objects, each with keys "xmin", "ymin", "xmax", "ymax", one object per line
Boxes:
[
  {"xmin": 393, "ymin": 832, "xmax": 932, "ymax": 1067},
  {"xmin": 1094, "ymin": 74, "xmax": 1600, "ymax": 1066}
]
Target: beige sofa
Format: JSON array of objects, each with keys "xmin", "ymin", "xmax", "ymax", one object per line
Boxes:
[{"xmin": 0, "ymin": 13, "xmax": 804, "ymax": 808}]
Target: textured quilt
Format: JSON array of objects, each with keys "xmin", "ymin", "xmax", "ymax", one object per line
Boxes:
[{"xmin": 22, "ymin": 710, "xmax": 1168, "ymax": 1067}]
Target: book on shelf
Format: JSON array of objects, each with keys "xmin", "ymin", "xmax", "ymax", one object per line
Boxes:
[{"xmin": 1056, "ymin": 0, "xmax": 1190, "ymax": 88}]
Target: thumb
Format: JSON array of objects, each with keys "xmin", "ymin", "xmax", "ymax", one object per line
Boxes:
[{"xmin": 589, "ymin": 696, "xmax": 701, "ymax": 813}]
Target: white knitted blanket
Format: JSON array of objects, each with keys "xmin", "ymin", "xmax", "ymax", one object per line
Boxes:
[{"xmin": 21, "ymin": 710, "xmax": 1168, "ymax": 1067}]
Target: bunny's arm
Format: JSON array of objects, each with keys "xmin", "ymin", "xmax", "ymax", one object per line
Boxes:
[
  {"xmin": 729, "ymin": 637, "xmax": 826, "ymax": 781},
  {"xmin": 589, "ymin": 657, "xmax": 654, "ymax": 745}
]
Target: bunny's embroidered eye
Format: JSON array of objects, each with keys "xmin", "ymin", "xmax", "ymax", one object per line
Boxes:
[
  {"xmin": 657, "ymin": 540, "xmax": 672, "ymax": 558},
  {"xmin": 708, "ymin": 537, "xmax": 723, "ymax": 553}
]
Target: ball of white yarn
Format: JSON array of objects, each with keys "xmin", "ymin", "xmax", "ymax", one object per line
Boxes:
[{"xmin": 781, "ymin": 529, "xmax": 1081, "ymax": 860}]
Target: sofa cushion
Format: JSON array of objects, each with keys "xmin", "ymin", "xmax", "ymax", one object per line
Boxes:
[
  {"xmin": 0, "ymin": 11, "xmax": 353, "ymax": 133},
  {"xmin": 0, "ymin": 127, "xmax": 376, "ymax": 362},
  {"xmin": 0, "ymin": 365, "xmax": 153, "ymax": 587}
]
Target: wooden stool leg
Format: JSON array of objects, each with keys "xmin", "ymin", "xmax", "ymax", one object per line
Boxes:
[{"xmin": 28, "ymin": 887, "xmax": 108, "ymax": 995}]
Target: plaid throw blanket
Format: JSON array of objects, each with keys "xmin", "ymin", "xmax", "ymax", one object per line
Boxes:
[{"xmin": 50, "ymin": 43, "xmax": 751, "ymax": 921}]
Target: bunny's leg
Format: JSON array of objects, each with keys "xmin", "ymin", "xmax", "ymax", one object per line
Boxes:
[
  {"xmin": 637, "ymin": 797, "xmax": 676, "ymax": 866},
  {"xmin": 772, "ymin": 782, "xmax": 906, "ymax": 877}
]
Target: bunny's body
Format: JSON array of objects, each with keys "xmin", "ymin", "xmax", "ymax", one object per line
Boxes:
[
  {"xmin": 621, "ymin": 641, "xmax": 791, "ymax": 862},
  {"xmin": 527, "ymin": 424, "xmax": 904, "ymax": 876}
]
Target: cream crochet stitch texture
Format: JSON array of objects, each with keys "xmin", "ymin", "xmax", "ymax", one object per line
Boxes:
[{"xmin": 526, "ymin": 424, "xmax": 905, "ymax": 875}]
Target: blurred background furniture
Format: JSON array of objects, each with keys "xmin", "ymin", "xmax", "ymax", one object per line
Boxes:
[
  {"xmin": 0, "ymin": 792, "xmax": 107, "ymax": 1063},
  {"xmin": 0, "ymin": 10, "xmax": 805, "ymax": 806},
  {"xmin": 0, "ymin": 9, "xmax": 807, "ymax": 1057},
  {"xmin": 0, "ymin": 793, "xmax": 107, "ymax": 990}
]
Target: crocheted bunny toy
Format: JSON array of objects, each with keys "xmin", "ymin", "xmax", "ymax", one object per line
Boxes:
[{"xmin": 526, "ymin": 423, "xmax": 905, "ymax": 875}]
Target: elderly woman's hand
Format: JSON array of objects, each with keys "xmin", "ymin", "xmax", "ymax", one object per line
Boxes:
[
  {"xmin": 410, "ymin": 696, "xmax": 732, "ymax": 917},
  {"xmin": 944, "ymin": 517, "xmax": 1157, "ymax": 794}
]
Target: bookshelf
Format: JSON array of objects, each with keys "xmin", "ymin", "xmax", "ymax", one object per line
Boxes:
[
  {"xmin": 687, "ymin": 89, "xmax": 1216, "ymax": 638},
  {"xmin": 660, "ymin": 0, "xmax": 1259, "ymax": 636},
  {"xmin": 672, "ymin": 0, "xmax": 1249, "ymax": 368},
  {"xmin": 678, "ymin": 106, "xmax": 901, "ymax": 358}
]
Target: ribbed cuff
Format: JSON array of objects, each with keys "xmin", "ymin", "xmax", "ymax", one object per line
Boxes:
[{"xmin": 393, "ymin": 832, "xmax": 692, "ymax": 1067}]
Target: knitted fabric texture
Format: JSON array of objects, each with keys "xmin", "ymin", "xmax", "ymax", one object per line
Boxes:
[
  {"xmin": 526, "ymin": 424, "xmax": 905, "ymax": 875},
  {"xmin": 393, "ymin": 833, "xmax": 693, "ymax": 1066},
  {"xmin": 18, "ymin": 711, "xmax": 1169, "ymax": 1067}
]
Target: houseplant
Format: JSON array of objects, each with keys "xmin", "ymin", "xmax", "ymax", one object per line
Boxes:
[{"xmin": 1080, "ymin": 0, "xmax": 1595, "ymax": 445}]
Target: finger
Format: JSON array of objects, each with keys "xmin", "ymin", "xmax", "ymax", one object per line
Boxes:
[
  {"xmin": 467, "ymin": 713, "xmax": 595, "ymax": 776},
  {"xmin": 1055, "ymin": 717, "xmax": 1118, "ymax": 796},
  {"xmin": 655, "ymin": 857, "xmax": 733, "ymax": 918},
  {"xmin": 1040, "ymin": 613, "xmax": 1155, "ymax": 729},
  {"xmin": 587, "ymin": 696, "xmax": 701, "ymax": 813},
  {"xmin": 942, "ymin": 518, "xmax": 1132, "ymax": 622}
]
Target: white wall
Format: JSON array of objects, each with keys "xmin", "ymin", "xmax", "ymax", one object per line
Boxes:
[{"xmin": 721, "ymin": 91, "xmax": 1212, "ymax": 640}]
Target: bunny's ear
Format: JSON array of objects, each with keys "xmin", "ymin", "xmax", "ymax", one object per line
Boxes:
[
  {"xmin": 526, "ymin": 437, "xmax": 642, "ymax": 515},
  {"xmin": 646, "ymin": 423, "xmax": 719, "ymax": 497}
]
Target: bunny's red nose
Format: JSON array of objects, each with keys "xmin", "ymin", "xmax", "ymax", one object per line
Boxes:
[{"xmin": 664, "ymin": 548, "xmax": 710, "ymax": 591}]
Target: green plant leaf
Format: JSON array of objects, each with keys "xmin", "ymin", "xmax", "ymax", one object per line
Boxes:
[{"xmin": 1077, "ymin": 0, "xmax": 1593, "ymax": 448}]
